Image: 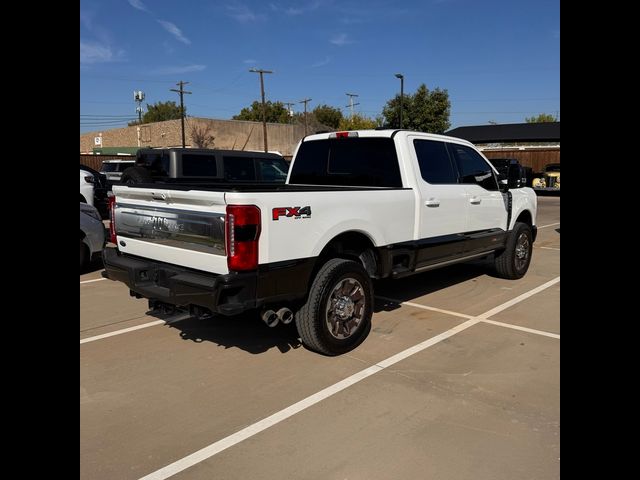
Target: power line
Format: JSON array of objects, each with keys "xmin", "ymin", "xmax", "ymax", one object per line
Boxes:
[
  {"xmin": 170, "ymin": 80, "xmax": 192, "ymax": 148},
  {"xmin": 345, "ymin": 93, "xmax": 359, "ymax": 118},
  {"xmin": 249, "ymin": 68, "xmax": 273, "ymax": 152},
  {"xmin": 299, "ymin": 98, "xmax": 312, "ymax": 135}
]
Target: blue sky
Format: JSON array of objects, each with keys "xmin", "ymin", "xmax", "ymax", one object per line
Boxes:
[{"xmin": 80, "ymin": 0, "xmax": 560, "ymax": 133}]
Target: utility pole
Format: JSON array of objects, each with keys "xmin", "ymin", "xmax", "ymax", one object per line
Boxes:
[
  {"xmin": 345, "ymin": 93, "xmax": 359, "ymax": 118},
  {"xmin": 284, "ymin": 102, "xmax": 295, "ymax": 124},
  {"xmin": 170, "ymin": 81, "xmax": 191, "ymax": 148},
  {"xmin": 299, "ymin": 98, "xmax": 312, "ymax": 135},
  {"xmin": 394, "ymin": 74, "xmax": 404, "ymax": 128},
  {"xmin": 249, "ymin": 68, "xmax": 273, "ymax": 152}
]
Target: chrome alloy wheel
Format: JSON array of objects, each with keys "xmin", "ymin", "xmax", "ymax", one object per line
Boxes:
[
  {"xmin": 515, "ymin": 232, "xmax": 530, "ymax": 270},
  {"xmin": 325, "ymin": 277, "xmax": 366, "ymax": 340}
]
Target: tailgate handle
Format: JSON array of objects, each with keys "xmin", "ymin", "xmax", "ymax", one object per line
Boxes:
[{"xmin": 151, "ymin": 193, "xmax": 167, "ymax": 201}]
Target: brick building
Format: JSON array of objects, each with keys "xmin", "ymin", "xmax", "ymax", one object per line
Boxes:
[{"xmin": 80, "ymin": 117, "xmax": 306, "ymax": 157}]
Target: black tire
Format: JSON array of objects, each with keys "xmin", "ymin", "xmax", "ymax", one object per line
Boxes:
[
  {"xmin": 295, "ymin": 258, "xmax": 373, "ymax": 356},
  {"xmin": 121, "ymin": 166, "xmax": 153, "ymax": 184},
  {"xmin": 80, "ymin": 239, "xmax": 88, "ymax": 271},
  {"xmin": 80, "ymin": 194, "xmax": 87, "ymax": 203},
  {"xmin": 494, "ymin": 222, "xmax": 533, "ymax": 279}
]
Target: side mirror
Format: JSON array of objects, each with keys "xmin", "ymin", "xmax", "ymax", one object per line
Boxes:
[
  {"xmin": 497, "ymin": 172, "xmax": 509, "ymax": 192},
  {"xmin": 507, "ymin": 164, "xmax": 524, "ymax": 189}
]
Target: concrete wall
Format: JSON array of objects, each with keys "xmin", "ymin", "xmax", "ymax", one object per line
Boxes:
[{"xmin": 80, "ymin": 117, "xmax": 306, "ymax": 157}]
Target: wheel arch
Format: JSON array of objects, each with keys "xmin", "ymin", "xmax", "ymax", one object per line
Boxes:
[{"xmin": 314, "ymin": 230, "xmax": 379, "ymax": 279}]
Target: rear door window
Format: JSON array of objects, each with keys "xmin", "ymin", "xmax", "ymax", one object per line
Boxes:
[
  {"xmin": 413, "ymin": 139, "xmax": 458, "ymax": 184},
  {"xmin": 181, "ymin": 154, "xmax": 218, "ymax": 176}
]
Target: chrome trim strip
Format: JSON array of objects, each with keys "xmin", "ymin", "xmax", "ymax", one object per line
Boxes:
[{"xmin": 115, "ymin": 203, "xmax": 226, "ymax": 256}]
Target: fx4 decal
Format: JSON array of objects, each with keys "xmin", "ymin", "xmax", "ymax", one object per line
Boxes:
[{"xmin": 272, "ymin": 206, "xmax": 312, "ymax": 221}]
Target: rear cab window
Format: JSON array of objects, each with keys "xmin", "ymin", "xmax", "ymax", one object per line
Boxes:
[{"xmin": 289, "ymin": 137, "xmax": 402, "ymax": 187}]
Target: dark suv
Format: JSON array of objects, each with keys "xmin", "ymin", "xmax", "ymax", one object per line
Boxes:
[
  {"xmin": 488, "ymin": 158, "xmax": 533, "ymax": 188},
  {"xmin": 120, "ymin": 148, "xmax": 289, "ymax": 184}
]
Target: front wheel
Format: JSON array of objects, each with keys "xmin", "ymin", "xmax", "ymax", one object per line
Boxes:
[
  {"xmin": 494, "ymin": 222, "xmax": 533, "ymax": 279},
  {"xmin": 295, "ymin": 258, "xmax": 373, "ymax": 356}
]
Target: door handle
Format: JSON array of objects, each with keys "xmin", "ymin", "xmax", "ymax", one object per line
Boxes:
[
  {"xmin": 469, "ymin": 197, "xmax": 481, "ymax": 205},
  {"xmin": 425, "ymin": 199, "xmax": 440, "ymax": 207}
]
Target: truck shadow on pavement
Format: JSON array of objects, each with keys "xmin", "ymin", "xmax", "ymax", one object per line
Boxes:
[
  {"xmin": 151, "ymin": 261, "xmax": 489, "ymax": 355},
  {"xmin": 162, "ymin": 312, "xmax": 303, "ymax": 355},
  {"xmin": 373, "ymin": 260, "xmax": 492, "ymax": 310}
]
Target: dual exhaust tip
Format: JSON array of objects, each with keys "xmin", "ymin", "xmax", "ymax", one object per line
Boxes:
[{"xmin": 261, "ymin": 307, "xmax": 294, "ymax": 327}]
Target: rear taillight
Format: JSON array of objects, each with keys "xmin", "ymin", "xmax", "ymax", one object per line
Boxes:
[
  {"xmin": 108, "ymin": 195, "xmax": 117, "ymax": 244},
  {"xmin": 225, "ymin": 205, "xmax": 261, "ymax": 271}
]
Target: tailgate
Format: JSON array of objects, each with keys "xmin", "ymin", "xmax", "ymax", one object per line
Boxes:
[{"xmin": 112, "ymin": 186, "xmax": 229, "ymax": 274}]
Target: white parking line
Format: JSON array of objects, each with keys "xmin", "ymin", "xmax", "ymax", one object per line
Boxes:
[
  {"xmin": 80, "ymin": 315, "xmax": 190, "ymax": 344},
  {"xmin": 376, "ymin": 297, "xmax": 473, "ymax": 320},
  {"xmin": 481, "ymin": 319, "xmax": 560, "ymax": 339},
  {"xmin": 137, "ymin": 276, "xmax": 560, "ymax": 480},
  {"xmin": 539, "ymin": 246, "xmax": 560, "ymax": 251},
  {"xmin": 80, "ymin": 278, "xmax": 106, "ymax": 285},
  {"xmin": 538, "ymin": 222, "xmax": 560, "ymax": 229}
]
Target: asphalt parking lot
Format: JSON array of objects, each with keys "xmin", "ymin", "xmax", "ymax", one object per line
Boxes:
[{"xmin": 81, "ymin": 196, "xmax": 560, "ymax": 480}]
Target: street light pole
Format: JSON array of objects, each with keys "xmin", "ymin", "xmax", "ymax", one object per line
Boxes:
[
  {"xmin": 249, "ymin": 68, "xmax": 273, "ymax": 152},
  {"xmin": 395, "ymin": 73, "xmax": 404, "ymax": 129}
]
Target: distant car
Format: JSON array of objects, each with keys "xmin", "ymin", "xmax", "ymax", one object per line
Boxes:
[
  {"xmin": 100, "ymin": 159, "xmax": 136, "ymax": 182},
  {"xmin": 80, "ymin": 165, "xmax": 110, "ymax": 219},
  {"xmin": 532, "ymin": 163, "xmax": 560, "ymax": 191},
  {"xmin": 120, "ymin": 148, "xmax": 290, "ymax": 184},
  {"xmin": 80, "ymin": 202, "xmax": 106, "ymax": 271}
]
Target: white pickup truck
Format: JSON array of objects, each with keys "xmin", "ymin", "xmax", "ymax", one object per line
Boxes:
[{"xmin": 103, "ymin": 129, "xmax": 537, "ymax": 355}]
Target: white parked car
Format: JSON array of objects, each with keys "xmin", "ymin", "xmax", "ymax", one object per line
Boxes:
[
  {"xmin": 80, "ymin": 168, "xmax": 95, "ymax": 206},
  {"xmin": 80, "ymin": 202, "xmax": 106, "ymax": 270}
]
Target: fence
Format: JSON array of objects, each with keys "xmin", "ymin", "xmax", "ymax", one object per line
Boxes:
[
  {"xmin": 80, "ymin": 154, "xmax": 133, "ymax": 172},
  {"xmin": 481, "ymin": 148, "xmax": 560, "ymax": 173}
]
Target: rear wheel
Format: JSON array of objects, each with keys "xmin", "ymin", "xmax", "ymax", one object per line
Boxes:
[
  {"xmin": 494, "ymin": 222, "xmax": 533, "ymax": 279},
  {"xmin": 295, "ymin": 258, "xmax": 373, "ymax": 355},
  {"xmin": 121, "ymin": 166, "xmax": 153, "ymax": 184}
]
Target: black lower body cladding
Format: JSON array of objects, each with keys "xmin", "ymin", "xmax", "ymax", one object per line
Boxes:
[{"xmin": 101, "ymin": 248, "xmax": 315, "ymax": 316}]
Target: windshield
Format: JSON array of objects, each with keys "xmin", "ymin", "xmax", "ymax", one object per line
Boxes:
[
  {"xmin": 257, "ymin": 158, "xmax": 289, "ymax": 182},
  {"xmin": 101, "ymin": 162, "xmax": 133, "ymax": 172}
]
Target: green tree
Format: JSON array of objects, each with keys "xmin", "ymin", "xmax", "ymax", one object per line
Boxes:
[
  {"xmin": 382, "ymin": 83, "xmax": 451, "ymax": 133},
  {"xmin": 338, "ymin": 113, "xmax": 378, "ymax": 131},
  {"xmin": 525, "ymin": 113, "xmax": 556, "ymax": 123},
  {"xmin": 233, "ymin": 101, "xmax": 290, "ymax": 123},
  {"xmin": 144, "ymin": 100, "xmax": 184, "ymax": 123},
  {"xmin": 312, "ymin": 104, "xmax": 343, "ymax": 129}
]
